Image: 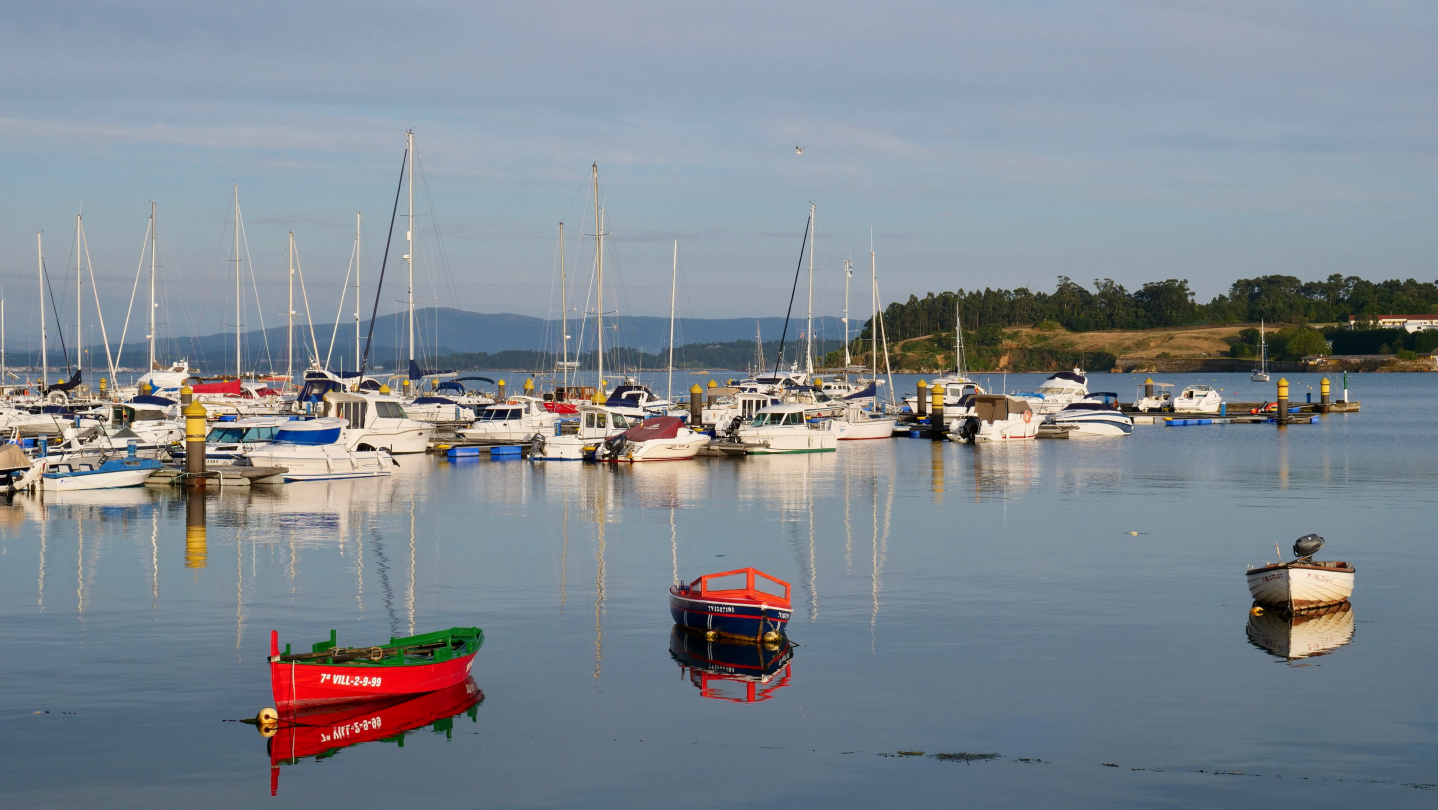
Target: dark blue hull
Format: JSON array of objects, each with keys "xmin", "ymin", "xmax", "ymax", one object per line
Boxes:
[{"xmin": 668, "ymin": 590, "xmax": 790, "ymax": 639}]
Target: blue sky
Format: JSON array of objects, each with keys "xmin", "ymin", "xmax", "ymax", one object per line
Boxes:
[{"xmin": 2, "ymin": 0, "xmax": 1435, "ymax": 344}]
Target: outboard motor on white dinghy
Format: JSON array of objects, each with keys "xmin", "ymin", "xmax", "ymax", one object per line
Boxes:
[{"xmin": 1293, "ymin": 534, "xmax": 1325, "ymax": 559}]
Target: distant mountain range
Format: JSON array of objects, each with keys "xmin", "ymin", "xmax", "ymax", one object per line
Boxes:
[{"xmin": 20, "ymin": 307, "xmax": 849, "ymax": 373}]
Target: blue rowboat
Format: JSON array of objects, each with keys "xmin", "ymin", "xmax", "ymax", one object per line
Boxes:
[{"xmin": 669, "ymin": 568, "xmax": 791, "ymax": 641}]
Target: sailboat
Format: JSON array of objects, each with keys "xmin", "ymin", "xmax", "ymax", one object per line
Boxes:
[
  {"xmin": 1250, "ymin": 320, "xmax": 1270, "ymax": 382},
  {"xmin": 833, "ymin": 234, "xmax": 898, "ymax": 440}
]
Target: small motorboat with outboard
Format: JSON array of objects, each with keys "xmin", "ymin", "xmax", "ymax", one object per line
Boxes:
[
  {"xmin": 669, "ymin": 568, "xmax": 791, "ymax": 641},
  {"xmin": 42, "ymin": 455, "xmax": 163, "ymax": 491},
  {"xmin": 1247, "ymin": 534, "xmax": 1354, "ymax": 613},
  {"xmin": 950, "ymin": 394, "xmax": 1039, "ymax": 442},
  {"xmin": 595, "ymin": 415, "xmax": 710, "ymax": 462},
  {"xmin": 1172, "ymin": 384, "xmax": 1223, "ymax": 414}
]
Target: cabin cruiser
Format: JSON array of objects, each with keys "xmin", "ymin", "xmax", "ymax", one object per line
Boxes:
[
  {"xmin": 734, "ymin": 403, "xmax": 837, "ymax": 454},
  {"xmin": 703, "ymin": 391, "xmax": 778, "ymax": 435},
  {"xmin": 324, "ymin": 391, "xmax": 434, "ymax": 454},
  {"xmin": 135, "ymin": 359, "xmax": 199, "ymax": 396},
  {"xmin": 832, "ymin": 400, "xmax": 898, "ymax": 440},
  {"xmin": 735, "ymin": 372, "xmax": 808, "ymax": 396},
  {"xmin": 403, "ymin": 395, "xmax": 476, "ymax": 423},
  {"xmin": 457, "ymin": 397, "xmax": 559, "ymax": 443},
  {"xmin": 239, "ymin": 418, "xmax": 395, "ymax": 482},
  {"xmin": 902, "ymin": 374, "xmax": 984, "ymax": 411},
  {"xmin": 172, "ymin": 416, "xmax": 294, "ymax": 463},
  {"xmin": 604, "ymin": 381, "xmax": 677, "ymax": 420},
  {"xmin": 292, "ymin": 366, "xmax": 384, "ymax": 415},
  {"xmin": 1016, "ymin": 369, "xmax": 1089, "ymax": 414},
  {"xmin": 594, "ymin": 415, "xmax": 710, "ymax": 462},
  {"xmin": 949, "ymin": 394, "xmax": 1039, "ymax": 442},
  {"xmin": 529, "ymin": 405, "xmax": 638, "ymax": 461},
  {"xmin": 1172, "ymin": 384, "xmax": 1223, "ymax": 414},
  {"xmin": 1048, "ymin": 393, "xmax": 1133, "ymax": 436}
]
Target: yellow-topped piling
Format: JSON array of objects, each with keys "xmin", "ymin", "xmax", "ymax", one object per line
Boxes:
[
  {"xmin": 916, "ymin": 379, "xmax": 928, "ymax": 417},
  {"xmin": 183, "ymin": 398, "xmax": 207, "ymax": 484},
  {"xmin": 591, "ymin": 390, "xmax": 605, "ymax": 404},
  {"xmin": 690, "ymin": 383, "xmax": 703, "ymax": 417},
  {"xmin": 497, "ymin": 379, "xmax": 507, "ymax": 399},
  {"xmin": 379, "ymin": 384, "xmax": 391, "ymax": 394},
  {"xmin": 707, "ymin": 379, "xmax": 718, "ymax": 407},
  {"xmin": 524, "ymin": 378, "xmax": 535, "ymax": 394},
  {"xmin": 1320, "ymin": 377, "xmax": 1331, "ymax": 409},
  {"xmin": 1144, "ymin": 377, "xmax": 1154, "ymax": 398},
  {"xmin": 1276, "ymin": 377, "xmax": 1289, "ymax": 424}
]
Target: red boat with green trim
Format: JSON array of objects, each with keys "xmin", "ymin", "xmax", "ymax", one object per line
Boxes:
[
  {"xmin": 269, "ymin": 627, "xmax": 483, "ymax": 709},
  {"xmin": 669, "ymin": 568, "xmax": 791, "ymax": 641}
]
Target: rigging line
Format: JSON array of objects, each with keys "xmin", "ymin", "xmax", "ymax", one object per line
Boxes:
[
  {"xmin": 112, "ymin": 213, "xmax": 152, "ymax": 372},
  {"xmin": 359, "ymin": 144, "xmax": 408, "ymax": 377},
  {"xmin": 236, "ymin": 210, "xmax": 274, "ymax": 376},
  {"xmin": 773, "ymin": 213, "xmax": 810, "ymax": 376},
  {"xmin": 196, "ymin": 194, "xmax": 236, "ymax": 370},
  {"xmin": 80, "ymin": 225, "xmax": 118, "ymax": 382},
  {"xmin": 324, "ymin": 237, "xmax": 357, "ymax": 368},
  {"xmin": 291, "ymin": 240, "xmax": 320, "ymax": 365},
  {"xmin": 40, "ymin": 260, "xmax": 73, "ymax": 376}
]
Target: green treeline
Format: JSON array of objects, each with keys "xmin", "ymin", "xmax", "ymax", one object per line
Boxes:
[
  {"xmin": 864, "ymin": 275, "xmax": 1438, "ymax": 342},
  {"xmin": 429, "ymin": 339, "xmax": 843, "ymax": 372}
]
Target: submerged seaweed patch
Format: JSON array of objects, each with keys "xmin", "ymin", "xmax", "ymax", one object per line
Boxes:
[{"xmin": 933, "ymin": 752, "xmax": 1000, "ymax": 763}]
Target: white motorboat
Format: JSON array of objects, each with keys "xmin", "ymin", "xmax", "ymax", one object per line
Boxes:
[
  {"xmin": 458, "ymin": 397, "xmax": 560, "ymax": 444},
  {"xmin": 1246, "ymin": 600, "xmax": 1354, "ymax": 660},
  {"xmin": 42, "ymin": 456, "xmax": 163, "ymax": 491},
  {"xmin": 704, "ymin": 391, "xmax": 778, "ymax": 438},
  {"xmin": 1172, "ymin": 384, "xmax": 1223, "ymax": 414},
  {"xmin": 604, "ymin": 380, "xmax": 677, "ymax": 419},
  {"xmin": 1246, "ymin": 534, "xmax": 1355, "ymax": 612},
  {"xmin": 1132, "ymin": 381, "xmax": 1175, "ymax": 412},
  {"xmin": 902, "ymin": 374, "xmax": 983, "ymax": 412},
  {"xmin": 949, "ymin": 394, "xmax": 1039, "ymax": 442},
  {"xmin": 1049, "ymin": 393, "xmax": 1133, "ymax": 436},
  {"xmin": 594, "ymin": 415, "xmax": 710, "ymax": 462},
  {"xmin": 180, "ymin": 416, "xmax": 294, "ymax": 463},
  {"xmin": 403, "ymin": 395, "xmax": 476, "ymax": 423},
  {"xmin": 239, "ymin": 418, "xmax": 395, "ymax": 482},
  {"xmin": 734, "ymin": 403, "xmax": 837, "ymax": 454},
  {"xmin": 1016, "ymin": 369, "xmax": 1089, "ymax": 414},
  {"xmin": 324, "ymin": 391, "xmax": 435, "ymax": 454},
  {"xmin": 735, "ymin": 372, "xmax": 809, "ymax": 396},
  {"xmin": 832, "ymin": 403, "xmax": 898, "ymax": 440},
  {"xmin": 135, "ymin": 359, "xmax": 199, "ymax": 397},
  {"xmin": 529, "ymin": 405, "xmax": 638, "ymax": 461}
]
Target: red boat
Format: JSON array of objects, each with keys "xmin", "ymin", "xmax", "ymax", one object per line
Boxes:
[
  {"xmin": 669, "ymin": 568, "xmax": 792, "ymax": 640},
  {"xmin": 267, "ymin": 678, "xmax": 483, "ymax": 795},
  {"xmin": 269, "ymin": 627, "xmax": 483, "ymax": 710}
]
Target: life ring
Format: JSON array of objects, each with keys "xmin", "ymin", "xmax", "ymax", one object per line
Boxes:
[{"xmin": 1022, "ymin": 410, "xmax": 1032, "ymax": 423}]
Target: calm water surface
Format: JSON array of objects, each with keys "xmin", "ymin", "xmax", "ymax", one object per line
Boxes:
[{"xmin": 2, "ymin": 372, "xmax": 1435, "ymax": 808}]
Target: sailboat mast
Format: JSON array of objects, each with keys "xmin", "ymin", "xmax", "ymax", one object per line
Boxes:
[
  {"xmin": 37, "ymin": 232, "xmax": 46, "ymax": 391},
  {"xmin": 234, "ymin": 184, "xmax": 241, "ymax": 379},
  {"xmin": 593, "ymin": 163, "xmax": 604, "ymax": 396},
  {"xmin": 75, "ymin": 214, "xmax": 83, "ymax": 376},
  {"xmin": 559, "ymin": 222, "xmax": 567, "ymax": 392},
  {"xmin": 148, "ymin": 202, "xmax": 157, "ymax": 371},
  {"xmin": 355, "ymin": 212, "xmax": 362, "ymax": 373},
  {"xmin": 870, "ymin": 232, "xmax": 877, "ymax": 380},
  {"xmin": 667, "ymin": 238, "xmax": 677, "ymax": 402},
  {"xmin": 287, "ymin": 231, "xmax": 295, "ymax": 389},
  {"xmin": 805, "ymin": 203, "xmax": 815, "ymax": 376},
  {"xmin": 843, "ymin": 258, "xmax": 852, "ymax": 368},
  {"xmin": 406, "ymin": 130, "xmax": 415, "ymax": 364}
]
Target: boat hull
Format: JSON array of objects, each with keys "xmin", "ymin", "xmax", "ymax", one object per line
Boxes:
[
  {"xmin": 1246, "ymin": 562, "xmax": 1355, "ymax": 611},
  {"xmin": 735, "ymin": 428, "xmax": 837, "ymax": 454},
  {"xmin": 244, "ymin": 445, "xmax": 393, "ymax": 482},
  {"xmin": 346, "ymin": 425, "xmax": 434, "ymax": 454},
  {"xmin": 270, "ymin": 650, "xmax": 478, "ymax": 710},
  {"xmin": 1051, "ymin": 412, "xmax": 1133, "ymax": 436},
  {"xmin": 604, "ymin": 435, "xmax": 710, "ymax": 462},
  {"xmin": 42, "ymin": 467, "xmax": 156, "ymax": 491},
  {"xmin": 835, "ymin": 417, "xmax": 898, "ymax": 440},
  {"xmin": 668, "ymin": 588, "xmax": 791, "ymax": 640}
]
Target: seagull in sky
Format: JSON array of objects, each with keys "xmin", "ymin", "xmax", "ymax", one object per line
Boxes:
[{"xmin": 795, "ymin": 146, "xmax": 804, "ymax": 155}]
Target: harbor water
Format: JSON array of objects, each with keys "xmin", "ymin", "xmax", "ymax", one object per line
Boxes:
[{"xmin": 2, "ymin": 372, "xmax": 1435, "ymax": 807}]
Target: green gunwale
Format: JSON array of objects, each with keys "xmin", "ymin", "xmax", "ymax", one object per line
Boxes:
[{"xmin": 279, "ymin": 626, "xmax": 483, "ymax": 667}]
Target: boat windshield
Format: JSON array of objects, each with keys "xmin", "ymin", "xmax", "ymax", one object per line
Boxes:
[
  {"xmin": 206, "ymin": 425, "xmax": 280, "ymax": 443},
  {"xmin": 374, "ymin": 401, "xmax": 407, "ymax": 419},
  {"xmin": 480, "ymin": 408, "xmax": 521, "ymax": 421}
]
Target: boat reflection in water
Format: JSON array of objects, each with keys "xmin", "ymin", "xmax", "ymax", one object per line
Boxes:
[
  {"xmin": 265, "ymin": 678, "xmax": 483, "ymax": 795},
  {"xmin": 669, "ymin": 626, "xmax": 793, "ymax": 703},
  {"xmin": 1246, "ymin": 601, "xmax": 1356, "ymax": 661}
]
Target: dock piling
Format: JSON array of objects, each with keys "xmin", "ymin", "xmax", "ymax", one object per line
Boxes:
[
  {"xmin": 183, "ymin": 392, "xmax": 207, "ymax": 487},
  {"xmin": 690, "ymin": 384, "xmax": 703, "ymax": 421},
  {"xmin": 916, "ymin": 379, "xmax": 928, "ymax": 418},
  {"xmin": 1320, "ymin": 377, "xmax": 1331, "ymax": 413},
  {"xmin": 1276, "ymin": 377, "xmax": 1289, "ymax": 426}
]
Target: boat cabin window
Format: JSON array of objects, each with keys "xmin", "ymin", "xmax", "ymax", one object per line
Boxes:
[
  {"xmin": 333, "ymin": 401, "xmax": 368, "ymax": 428},
  {"xmin": 611, "ymin": 414, "xmax": 631, "ymax": 429},
  {"xmin": 481, "ymin": 408, "xmax": 521, "ymax": 421},
  {"xmin": 783, "ymin": 412, "xmax": 806, "ymax": 426},
  {"xmin": 373, "ymin": 401, "xmax": 407, "ymax": 419}
]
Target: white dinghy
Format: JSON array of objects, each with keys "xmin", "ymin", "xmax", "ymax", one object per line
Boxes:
[{"xmin": 1246, "ymin": 534, "xmax": 1354, "ymax": 613}]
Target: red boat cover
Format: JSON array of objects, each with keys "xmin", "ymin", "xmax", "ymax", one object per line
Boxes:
[
  {"xmin": 190, "ymin": 378, "xmax": 243, "ymax": 395},
  {"xmin": 623, "ymin": 416, "xmax": 683, "ymax": 442},
  {"xmin": 543, "ymin": 402, "xmax": 579, "ymax": 414}
]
